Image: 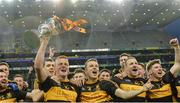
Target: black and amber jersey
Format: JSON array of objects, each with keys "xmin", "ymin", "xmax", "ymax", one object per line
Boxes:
[
  {"xmin": 172, "ymin": 76, "xmax": 180, "ymax": 102},
  {"xmin": 147, "ymin": 71, "xmax": 174, "ymax": 102},
  {"xmin": 112, "ymin": 76, "xmax": 146, "ymax": 102},
  {"xmin": 80, "ymin": 80, "xmax": 116, "ymax": 102},
  {"xmin": 0, "ymin": 85, "xmax": 27, "ymax": 102},
  {"xmin": 40, "ymin": 76, "xmax": 79, "ymax": 102}
]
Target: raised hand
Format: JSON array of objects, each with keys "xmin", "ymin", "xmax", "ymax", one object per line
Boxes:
[
  {"xmin": 28, "ymin": 66, "xmax": 34, "ymax": 74},
  {"xmin": 40, "ymin": 35, "xmax": 50, "ymax": 43},
  {"xmin": 169, "ymin": 38, "xmax": 179, "ymax": 48}
]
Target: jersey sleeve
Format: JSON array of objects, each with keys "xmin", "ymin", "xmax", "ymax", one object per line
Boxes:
[
  {"xmin": 15, "ymin": 90, "xmax": 27, "ymax": 101},
  {"xmin": 111, "ymin": 77, "xmax": 122, "ymax": 86},
  {"xmin": 39, "ymin": 76, "xmax": 58, "ymax": 92},
  {"xmin": 162, "ymin": 71, "xmax": 174, "ymax": 84},
  {"xmin": 99, "ymin": 80, "xmax": 118, "ymax": 97},
  {"xmin": 70, "ymin": 83, "xmax": 81, "ymax": 102}
]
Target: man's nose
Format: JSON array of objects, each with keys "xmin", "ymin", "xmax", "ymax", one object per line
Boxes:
[{"xmin": 133, "ymin": 64, "xmax": 137, "ymax": 68}]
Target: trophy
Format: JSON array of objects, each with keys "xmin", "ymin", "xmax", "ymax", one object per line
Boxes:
[
  {"xmin": 37, "ymin": 15, "xmax": 88, "ymax": 38},
  {"xmin": 37, "ymin": 16, "xmax": 63, "ymax": 38}
]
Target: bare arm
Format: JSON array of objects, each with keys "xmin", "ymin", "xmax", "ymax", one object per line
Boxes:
[
  {"xmin": 169, "ymin": 38, "xmax": 180, "ymax": 78},
  {"xmin": 25, "ymin": 92, "xmax": 32, "ymax": 99},
  {"xmin": 115, "ymin": 83, "xmax": 152, "ymax": 99},
  {"xmin": 34, "ymin": 37, "xmax": 50, "ymax": 83},
  {"xmin": 31, "ymin": 89, "xmax": 44, "ymax": 102}
]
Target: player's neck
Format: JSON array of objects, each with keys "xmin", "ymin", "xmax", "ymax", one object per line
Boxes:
[
  {"xmin": 87, "ymin": 77, "xmax": 98, "ymax": 84},
  {"xmin": 128, "ymin": 74, "xmax": 138, "ymax": 78},
  {"xmin": 149, "ymin": 76, "xmax": 162, "ymax": 82},
  {"xmin": 58, "ymin": 75, "xmax": 68, "ymax": 81}
]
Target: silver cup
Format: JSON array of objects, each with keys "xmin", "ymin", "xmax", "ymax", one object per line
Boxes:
[{"xmin": 37, "ymin": 17, "xmax": 62, "ymax": 38}]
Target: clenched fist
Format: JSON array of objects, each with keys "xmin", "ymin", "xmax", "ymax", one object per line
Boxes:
[{"xmin": 169, "ymin": 38, "xmax": 179, "ymax": 48}]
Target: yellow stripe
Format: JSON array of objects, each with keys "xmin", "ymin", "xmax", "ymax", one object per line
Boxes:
[
  {"xmin": 149, "ymin": 84, "xmax": 172, "ymax": 99},
  {"xmin": 80, "ymin": 91, "xmax": 112, "ymax": 102},
  {"xmin": 0, "ymin": 98, "xmax": 16, "ymax": 102},
  {"xmin": 120, "ymin": 84, "xmax": 146, "ymax": 97},
  {"xmin": 44, "ymin": 87, "xmax": 77, "ymax": 102},
  {"xmin": 176, "ymin": 86, "xmax": 180, "ymax": 98}
]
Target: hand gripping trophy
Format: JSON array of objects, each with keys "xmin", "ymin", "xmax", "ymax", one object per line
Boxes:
[{"xmin": 37, "ymin": 15, "xmax": 88, "ymax": 38}]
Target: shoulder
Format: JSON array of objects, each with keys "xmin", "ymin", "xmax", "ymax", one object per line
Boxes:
[{"xmin": 100, "ymin": 80, "xmax": 118, "ymax": 88}]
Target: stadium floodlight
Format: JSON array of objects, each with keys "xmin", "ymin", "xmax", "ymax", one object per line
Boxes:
[
  {"xmin": 71, "ymin": 0, "xmax": 78, "ymax": 4},
  {"xmin": 53, "ymin": 0, "xmax": 62, "ymax": 3},
  {"xmin": 106, "ymin": 0, "xmax": 123, "ymax": 4},
  {"xmin": 6, "ymin": 0, "xmax": 14, "ymax": 3}
]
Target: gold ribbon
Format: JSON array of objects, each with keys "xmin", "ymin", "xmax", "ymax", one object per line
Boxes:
[{"xmin": 52, "ymin": 15, "xmax": 88, "ymax": 33}]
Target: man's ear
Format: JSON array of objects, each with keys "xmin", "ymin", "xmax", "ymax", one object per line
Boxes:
[
  {"xmin": 85, "ymin": 68, "xmax": 88, "ymax": 75},
  {"xmin": 147, "ymin": 69, "xmax": 153, "ymax": 77}
]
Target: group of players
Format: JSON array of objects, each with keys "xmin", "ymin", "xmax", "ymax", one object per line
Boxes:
[{"xmin": 0, "ymin": 35, "xmax": 180, "ymax": 102}]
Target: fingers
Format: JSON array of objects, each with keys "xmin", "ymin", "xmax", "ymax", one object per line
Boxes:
[
  {"xmin": 143, "ymin": 82, "xmax": 153, "ymax": 92},
  {"xmin": 40, "ymin": 36, "xmax": 50, "ymax": 43},
  {"xmin": 72, "ymin": 78, "xmax": 85, "ymax": 87},
  {"xmin": 28, "ymin": 66, "xmax": 34, "ymax": 72},
  {"xmin": 114, "ymin": 73, "xmax": 123, "ymax": 79},
  {"xmin": 82, "ymin": 79, "xmax": 85, "ymax": 86},
  {"xmin": 170, "ymin": 38, "xmax": 179, "ymax": 47}
]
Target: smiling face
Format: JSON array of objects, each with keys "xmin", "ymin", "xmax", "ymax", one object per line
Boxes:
[
  {"xmin": 0, "ymin": 71, "xmax": 8, "ymax": 89},
  {"xmin": 0, "ymin": 64, "xmax": 9, "ymax": 77},
  {"xmin": 55, "ymin": 57, "xmax": 69, "ymax": 78},
  {"xmin": 14, "ymin": 76, "xmax": 24, "ymax": 90},
  {"xmin": 73, "ymin": 72, "xmax": 86, "ymax": 81},
  {"xmin": 99, "ymin": 71, "xmax": 111, "ymax": 81},
  {"xmin": 85, "ymin": 60, "xmax": 99, "ymax": 80},
  {"xmin": 44, "ymin": 61, "xmax": 55, "ymax": 76},
  {"xmin": 126, "ymin": 57, "xmax": 139, "ymax": 78}
]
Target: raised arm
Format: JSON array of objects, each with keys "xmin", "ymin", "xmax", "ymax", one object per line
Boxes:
[
  {"xmin": 34, "ymin": 37, "xmax": 50, "ymax": 83},
  {"xmin": 169, "ymin": 38, "xmax": 180, "ymax": 78}
]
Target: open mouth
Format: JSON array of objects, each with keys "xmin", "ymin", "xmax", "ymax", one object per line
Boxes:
[
  {"xmin": 1, "ymin": 79, "xmax": 7, "ymax": 84},
  {"xmin": 158, "ymin": 72, "xmax": 162, "ymax": 75},
  {"xmin": 61, "ymin": 69, "xmax": 67, "ymax": 72},
  {"xmin": 92, "ymin": 71, "xmax": 97, "ymax": 75},
  {"xmin": 132, "ymin": 69, "xmax": 138, "ymax": 72}
]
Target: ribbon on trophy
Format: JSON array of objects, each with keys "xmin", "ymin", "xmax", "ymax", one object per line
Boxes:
[
  {"xmin": 38, "ymin": 15, "xmax": 88, "ymax": 38},
  {"xmin": 53, "ymin": 15, "xmax": 88, "ymax": 33}
]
